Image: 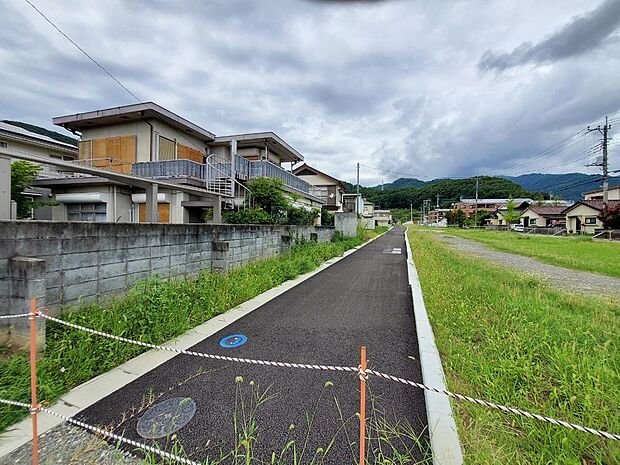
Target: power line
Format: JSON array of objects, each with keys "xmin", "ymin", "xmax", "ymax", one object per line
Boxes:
[
  {"xmin": 24, "ymin": 0, "xmax": 142, "ymax": 103},
  {"xmin": 358, "ymin": 163, "xmax": 424, "ymax": 181}
]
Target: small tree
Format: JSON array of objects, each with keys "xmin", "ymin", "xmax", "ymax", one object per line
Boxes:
[
  {"xmin": 447, "ymin": 209, "xmax": 467, "ymax": 227},
  {"xmin": 11, "ymin": 161, "xmax": 42, "ymax": 219},
  {"xmin": 503, "ymin": 197, "xmax": 521, "ymax": 224},
  {"xmin": 247, "ymin": 177, "xmax": 289, "ymax": 218},
  {"xmin": 598, "ymin": 205, "xmax": 620, "ymax": 229}
]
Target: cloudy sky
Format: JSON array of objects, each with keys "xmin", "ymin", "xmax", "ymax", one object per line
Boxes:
[{"xmin": 1, "ymin": 0, "xmax": 619, "ymax": 185}]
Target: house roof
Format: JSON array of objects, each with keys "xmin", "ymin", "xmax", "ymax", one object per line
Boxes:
[
  {"xmin": 214, "ymin": 132, "xmax": 304, "ymax": 163},
  {"xmin": 292, "ymin": 163, "xmax": 346, "ymax": 190},
  {"xmin": 562, "ymin": 199, "xmax": 620, "ymax": 214},
  {"xmin": 53, "ymin": 102, "xmax": 216, "ymax": 142},
  {"xmin": 0, "ymin": 121, "xmax": 78, "ymax": 150},
  {"xmin": 458, "ymin": 198, "xmax": 532, "ymax": 204},
  {"xmin": 583, "ymin": 186, "xmax": 620, "ymax": 195},
  {"xmin": 524, "ymin": 206, "xmax": 567, "ymax": 216}
]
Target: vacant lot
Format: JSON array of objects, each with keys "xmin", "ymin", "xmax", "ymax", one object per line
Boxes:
[
  {"xmin": 437, "ymin": 227, "xmax": 620, "ymax": 278},
  {"xmin": 408, "ymin": 228, "xmax": 619, "ymax": 465}
]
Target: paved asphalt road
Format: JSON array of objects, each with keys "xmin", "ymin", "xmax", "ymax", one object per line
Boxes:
[{"xmin": 78, "ymin": 227, "xmax": 429, "ymax": 464}]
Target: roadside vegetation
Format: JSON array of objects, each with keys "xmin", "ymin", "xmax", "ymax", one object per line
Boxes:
[
  {"xmin": 0, "ymin": 231, "xmax": 379, "ymax": 433},
  {"xmin": 438, "ymin": 227, "xmax": 620, "ymax": 278},
  {"xmin": 408, "ymin": 228, "xmax": 620, "ymax": 464}
]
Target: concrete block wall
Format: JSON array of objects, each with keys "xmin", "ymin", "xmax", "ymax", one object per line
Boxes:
[{"xmin": 0, "ymin": 221, "xmax": 334, "ymax": 328}]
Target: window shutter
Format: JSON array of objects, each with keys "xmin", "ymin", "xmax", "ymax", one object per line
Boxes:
[{"xmin": 159, "ymin": 136, "xmax": 176, "ymax": 161}]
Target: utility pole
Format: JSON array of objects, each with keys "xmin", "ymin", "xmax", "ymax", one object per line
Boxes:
[
  {"xmin": 381, "ymin": 178, "xmax": 384, "ymax": 191},
  {"xmin": 474, "ymin": 176, "xmax": 479, "ymax": 226},
  {"xmin": 356, "ymin": 162, "xmax": 360, "ymax": 214},
  {"xmin": 410, "ymin": 203, "xmax": 413, "ymax": 224},
  {"xmin": 587, "ymin": 117, "xmax": 611, "ymax": 205}
]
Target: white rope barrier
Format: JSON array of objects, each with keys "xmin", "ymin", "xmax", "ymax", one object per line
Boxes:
[
  {"xmin": 20, "ymin": 312, "xmax": 620, "ymax": 442},
  {"xmin": 0, "ymin": 398, "xmax": 201, "ymax": 465},
  {"xmin": 0, "ymin": 313, "xmax": 32, "ymax": 320}
]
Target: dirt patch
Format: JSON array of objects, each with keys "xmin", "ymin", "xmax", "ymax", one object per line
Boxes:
[{"xmin": 438, "ymin": 235, "xmax": 620, "ymax": 298}]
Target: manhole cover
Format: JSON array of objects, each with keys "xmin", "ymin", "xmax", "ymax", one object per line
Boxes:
[
  {"xmin": 136, "ymin": 397, "xmax": 196, "ymax": 439},
  {"xmin": 219, "ymin": 334, "xmax": 248, "ymax": 348}
]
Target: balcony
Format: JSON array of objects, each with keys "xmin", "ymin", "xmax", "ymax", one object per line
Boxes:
[
  {"xmin": 250, "ymin": 160, "xmax": 310, "ymax": 194},
  {"xmin": 132, "ymin": 159, "xmax": 205, "ymax": 184},
  {"xmin": 131, "ymin": 157, "xmax": 312, "ymax": 197}
]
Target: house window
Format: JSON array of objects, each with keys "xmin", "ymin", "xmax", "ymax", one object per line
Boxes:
[
  {"xmin": 585, "ymin": 217, "xmax": 597, "ymax": 225},
  {"xmin": 78, "ymin": 140, "xmax": 92, "ymax": 160},
  {"xmin": 67, "ymin": 203, "xmax": 107, "ymax": 222},
  {"xmin": 0, "ymin": 141, "xmax": 7, "ymax": 148},
  {"xmin": 158, "ymin": 135, "xmax": 176, "ymax": 161},
  {"xmin": 530, "ymin": 218, "xmax": 537, "ymax": 225}
]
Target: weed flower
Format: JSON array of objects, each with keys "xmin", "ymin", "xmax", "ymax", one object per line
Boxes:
[
  {"xmin": 235, "ymin": 376, "xmax": 244, "ymax": 383},
  {"xmin": 60, "ymin": 367, "xmax": 66, "ymax": 373},
  {"xmin": 324, "ymin": 381, "xmax": 333, "ymax": 388}
]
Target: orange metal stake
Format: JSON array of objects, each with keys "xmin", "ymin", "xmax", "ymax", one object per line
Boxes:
[
  {"xmin": 359, "ymin": 346, "xmax": 367, "ymax": 465},
  {"xmin": 29, "ymin": 298, "xmax": 39, "ymax": 465}
]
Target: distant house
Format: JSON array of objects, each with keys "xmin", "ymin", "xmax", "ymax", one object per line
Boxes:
[
  {"xmin": 563, "ymin": 200, "xmax": 620, "ymax": 234},
  {"xmin": 583, "ymin": 186, "xmax": 620, "ymax": 201},
  {"xmin": 486, "ymin": 199, "xmax": 532, "ymax": 226},
  {"xmin": 292, "ymin": 163, "xmax": 346, "ymax": 211},
  {"xmin": 519, "ymin": 206, "xmax": 566, "ymax": 228},
  {"xmin": 373, "ymin": 210, "xmax": 392, "ymax": 227},
  {"xmin": 428, "ymin": 208, "xmax": 450, "ymax": 227},
  {"xmin": 0, "ymin": 121, "xmax": 78, "ymax": 219},
  {"xmin": 453, "ymin": 198, "xmax": 532, "ymax": 219}
]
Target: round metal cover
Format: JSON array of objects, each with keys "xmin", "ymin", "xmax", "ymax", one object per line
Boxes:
[
  {"xmin": 219, "ymin": 334, "xmax": 248, "ymax": 348},
  {"xmin": 136, "ymin": 397, "xmax": 196, "ymax": 439}
]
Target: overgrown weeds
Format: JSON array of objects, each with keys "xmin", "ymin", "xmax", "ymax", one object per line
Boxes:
[
  {"xmin": 408, "ymin": 228, "xmax": 620, "ymax": 464},
  {"xmin": 135, "ymin": 376, "xmax": 430, "ymax": 465}
]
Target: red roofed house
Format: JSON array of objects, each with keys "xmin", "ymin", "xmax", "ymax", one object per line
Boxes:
[
  {"xmin": 563, "ymin": 200, "xmax": 620, "ymax": 234},
  {"xmin": 519, "ymin": 205, "xmax": 566, "ymax": 228}
]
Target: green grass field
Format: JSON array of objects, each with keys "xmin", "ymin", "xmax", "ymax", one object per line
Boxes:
[
  {"xmin": 408, "ymin": 228, "xmax": 620, "ymax": 465},
  {"xmin": 437, "ymin": 227, "xmax": 620, "ymax": 278}
]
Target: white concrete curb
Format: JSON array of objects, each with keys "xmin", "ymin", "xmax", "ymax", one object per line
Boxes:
[
  {"xmin": 404, "ymin": 229, "xmax": 464, "ymax": 465},
  {"xmin": 0, "ymin": 230, "xmax": 386, "ymax": 459}
]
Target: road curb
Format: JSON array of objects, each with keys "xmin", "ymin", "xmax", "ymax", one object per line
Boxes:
[
  {"xmin": 0, "ymin": 229, "xmax": 387, "ymax": 459},
  {"xmin": 404, "ymin": 229, "xmax": 464, "ymax": 465}
]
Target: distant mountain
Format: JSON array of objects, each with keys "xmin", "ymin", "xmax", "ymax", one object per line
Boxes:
[
  {"xmin": 373, "ymin": 177, "xmax": 427, "ymax": 189},
  {"xmin": 2, "ymin": 120, "xmax": 78, "ymax": 146},
  {"xmin": 503, "ymin": 173, "xmax": 620, "ymax": 200},
  {"xmin": 357, "ymin": 176, "xmax": 531, "ymax": 209}
]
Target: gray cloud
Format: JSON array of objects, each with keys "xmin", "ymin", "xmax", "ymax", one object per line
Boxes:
[
  {"xmin": 479, "ymin": 0, "xmax": 620, "ymax": 71},
  {"xmin": 1, "ymin": 0, "xmax": 618, "ymax": 185}
]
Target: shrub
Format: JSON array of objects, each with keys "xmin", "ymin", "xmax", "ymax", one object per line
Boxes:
[{"xmin": 226, "ymin": 207, "xmax": 274, "ymax": 224}]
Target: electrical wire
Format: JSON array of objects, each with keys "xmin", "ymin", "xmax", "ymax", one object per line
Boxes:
[{"xmin": 23, "ymin": 0, "xmax": 142, "ymax": 103}]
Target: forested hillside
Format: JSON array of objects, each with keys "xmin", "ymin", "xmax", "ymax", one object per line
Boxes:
[{"xmin": 347, "ymin": 176, "xmax": 533, "ymax": 209}]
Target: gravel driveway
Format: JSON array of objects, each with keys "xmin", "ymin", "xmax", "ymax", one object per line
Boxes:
[{"xmin": 439, "ymin": 235, "xmax": 620, "ymax": 298}]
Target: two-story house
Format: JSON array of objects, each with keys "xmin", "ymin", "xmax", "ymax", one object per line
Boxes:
[
  {"xmin": 292, "ymin": 163, "xmax": 346, "ymax": 211},
  {"xmin": 40, "ymin": 102, "xmax": 322, "ymax": 223}
]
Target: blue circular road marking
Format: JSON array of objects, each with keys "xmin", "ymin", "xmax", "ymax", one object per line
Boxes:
[{"xmin": 219, "ymin": 334, "xmax": 248, "ymax": 348}]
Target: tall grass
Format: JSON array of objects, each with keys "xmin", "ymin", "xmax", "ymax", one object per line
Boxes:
[
  {"xmin": 437, "ymin": 227, "xmax": 620, "ymax": 278},
  {"xmin": 408, "ymin": 228, "xmax": 620, "ymax": 464},
  {"xmin": 136, "ymin": 376, "xmax": 430, "ymax": 465},
  {"xmin": 0, "ymin": 235, "xmax": 366, "ymax": 433}
]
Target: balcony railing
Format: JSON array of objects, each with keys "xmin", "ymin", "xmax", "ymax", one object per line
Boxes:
[
  {"xmin": 250, "ymin": 160, "xmax": 310, "ymax": 193},
  {"xmin": 132, "ymin": 157, "xmax": 312, "ymax": 197},
  {"xmin": 132, "ymin": 159, "xmax": 204, "ymax": 181}
]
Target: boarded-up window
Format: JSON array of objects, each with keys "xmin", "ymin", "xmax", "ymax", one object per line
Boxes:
[
  {"xmin": 138, "ymin": 203, "xmax": 170, "ymax": 223},
  {"xmin": 90, "ymin": 135, "xmax": 136, "ymax": 173},
  {"xmin": 159, "ymin": 136, "xmax": 176, "ymax": 161},
  {"xmin": 78, "ymin": 140, "xmax": 92, "ymax": 160},
  {"xmin": 177, "ymin": 144, "xmax": 204, "ymax": 163}
]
